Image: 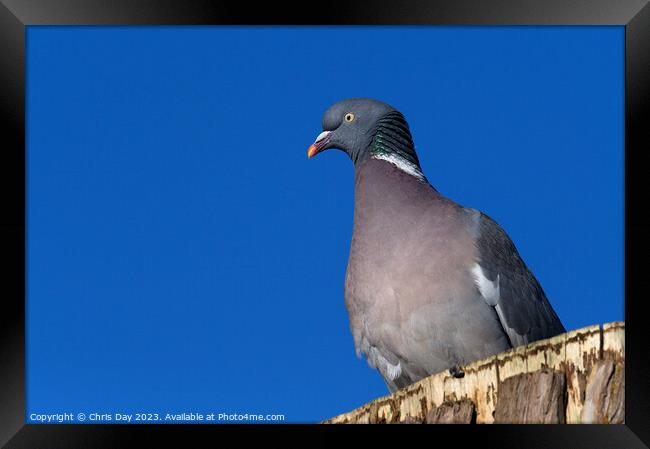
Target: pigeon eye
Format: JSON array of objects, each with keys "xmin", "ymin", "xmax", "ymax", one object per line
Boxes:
[{"xmin": 344, "ymin": 112, "xmax": 355, "ymax": 123}]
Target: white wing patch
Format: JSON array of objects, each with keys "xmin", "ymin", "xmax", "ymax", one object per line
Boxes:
[
  {"xmin": 372, "ymin": 153, "xmax": 426, "ymax": 182},
  {"xmin": 471, "ymin": 263, "xmax": 500, "ymax": 306},
  {"xmin": 471, "ymin": 263, "xmax": 527, "ymax": 348}
]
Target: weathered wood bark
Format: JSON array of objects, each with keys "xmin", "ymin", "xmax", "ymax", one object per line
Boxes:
[
  {"xmin": 581, "ymin": 356, "xmax": 625, "ymax": 423},
  {"xmin": 324, "ymin": 322, "xmax": 624, "ymax": 424},
  {"xmin": 493, "ymin": 368, "xmax": 565, "ymax": 423},
  {"xmin": 426, "ymin": 399, "xmax": 476, "ymax": 424}
]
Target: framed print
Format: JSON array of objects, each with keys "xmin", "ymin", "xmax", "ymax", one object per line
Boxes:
[{"xmin": 1, "ymin": 0, "xmax": 648, "ymax": 447}]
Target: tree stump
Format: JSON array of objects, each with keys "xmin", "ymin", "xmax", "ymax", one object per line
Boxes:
[
  {"xmin": 494, "ymin": 368, "xmax": 566, "ymax": 423},
  {"xmin": 426, "ymin": 399, "xmax": 476, "ymax": 424}
]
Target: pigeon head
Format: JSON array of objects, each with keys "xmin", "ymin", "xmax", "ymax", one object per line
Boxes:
[{"xmin": 307, "ymin": 98, "xmax": 423, "ymax": 172}]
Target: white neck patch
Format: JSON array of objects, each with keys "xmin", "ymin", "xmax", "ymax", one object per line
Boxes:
[{"xmin": 372, "ymin": 153, "xmax": 426, "ymax": 182}]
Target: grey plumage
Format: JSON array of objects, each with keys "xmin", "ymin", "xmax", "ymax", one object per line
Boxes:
[
  {"xmin": 308, "ymin": 98, "xmax": 565, "ymax": 392},
  {"xmin": 474, "ymin": 213, "xmax": 565, "ymax": 348}
]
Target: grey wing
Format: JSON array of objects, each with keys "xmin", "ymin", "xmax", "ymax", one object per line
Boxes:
[{"xmin": 472, "ymin": 212, "xmax": 565, "ymax": 348}]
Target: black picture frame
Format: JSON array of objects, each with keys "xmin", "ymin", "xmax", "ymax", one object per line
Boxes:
[{"xmin": 1, "ymin": 1, "xmax": 648, "ymax": 447}]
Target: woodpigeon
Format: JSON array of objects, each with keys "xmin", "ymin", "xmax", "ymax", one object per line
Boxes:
[{"xmin": 308, "ymin": 98, "xmax": 565, "ymax": 392}]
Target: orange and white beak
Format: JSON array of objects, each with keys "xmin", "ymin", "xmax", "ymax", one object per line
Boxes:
[{"xmin": 307, "ymin": 131, "xmax": 331, "ymax": 158}]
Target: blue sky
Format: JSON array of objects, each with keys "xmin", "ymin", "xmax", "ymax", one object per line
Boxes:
[{"xmin": 26, "ymin": 26, "xmax": 623, "ymax": 423}]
